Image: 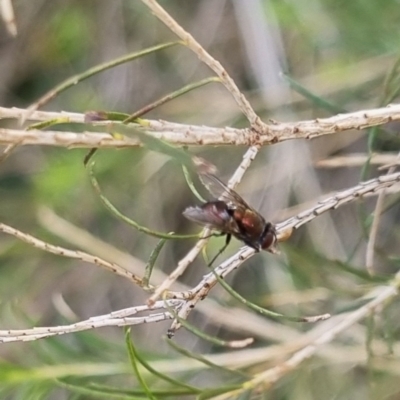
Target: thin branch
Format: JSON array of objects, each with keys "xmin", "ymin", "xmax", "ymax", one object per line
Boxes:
[
  {"xmin": 147, "ymin": 235, "xmax": 211, "ymax": 306},
  {"xmin": 25, "ymin": 41, "xmax": 181, "ymax": 116},
  {"xmin": 168, "ymin": 171, "xmax": 400, "ymax": 335},
  {"xmin": 1, "ymin": 104, "xmax": 400, "ymax": 147},
  {"xmin": 0, "ymin": 127, "xmax": 140, "ymax": 148},
  {"xmin": 147, "ymin": 146, "xmax": 259, "ymax": 306},
  {"xmin": 38, "ymin": 210, "xmax": 293, "ymax": 343},
  {"xmin": 365, "ymin": 152, "xmax": 400, "ymax": 274},
  {"xmin": 227, "ymin": 146, "xmax": 260, "ymax": 188},
  {"xmin": 0, "ymin": 0, "xmax": 17, "ymax": 37},
  {"xmin": 2, "ymin": 170, "xmax": 399, "ymax": 343},
  {"xmin": 365, "ymin": 193, "xmax": 385, "ymax": 276},
  {"xmin": 316, "ymin": 152, "xmax": 399, "ymax": 168},
  {"xmin": 0, "ymin": 107, "xmax": 85, "ymax": 122},
  {"xmin": 0, "ymin": 300, "xmax": 183, "ymax": 342},
  {"xmin": 0, "ymin": 222, "xmax": 146, "ymax": 287},
  {"xmin": 0, "ymin": 143, "xmax": 19, "ymax": 163},
  {"xmin": 212, "ymin": 275, "xmax": 400, "ymax": 399},
  {"xmin": 247, "ymin": 272, "xmax": 400, "ymax": 391},
  {"xmin": 140, "ymin": 0, "xmax": 263, "ymax": 129},
  {"xmin": 277, "ymin": 183, "xmax": 400, "ymax": 223},
  {"xmin": 277, "ymin": 170, "xmax": 400, "ymax": 234}
]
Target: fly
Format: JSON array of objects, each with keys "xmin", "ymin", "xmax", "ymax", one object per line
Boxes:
[{"xmin": 183, "ymin": 172, "xmax": 277, "ymax": 260}]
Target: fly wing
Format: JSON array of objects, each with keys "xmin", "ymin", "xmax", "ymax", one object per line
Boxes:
[
  {"xmin": 199, "ymin": 173, "xmax": 255, "ymax": 211},
  {"xmin": 183, "ymin": 202, "xmax": 241, "ymax": 234}
]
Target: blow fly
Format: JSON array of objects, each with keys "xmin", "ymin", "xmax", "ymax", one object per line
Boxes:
[{"xmin": 183, "ymin": 172, "xmax": 277, "ymax": 255}]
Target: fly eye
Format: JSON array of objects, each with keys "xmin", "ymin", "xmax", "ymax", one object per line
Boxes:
[
  {"xmin": 261, "ymin": 224, "xmax": 277, "ymax": 251},
  {"xmin": 261, "ymin": 233, "xmax": 275, "ymax": 250}
]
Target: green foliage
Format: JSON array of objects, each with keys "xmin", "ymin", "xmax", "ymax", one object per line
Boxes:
[
  {"xmin": 33, "ymin": 150, "xmax": 87, "ymax": 206},
  {"xmin": 47, "ymin": 6, "xmax": 91, "ymax": 63},
  {"xmin": 1, "ymin": 1, "xmax": 400, "ymax": 399}
]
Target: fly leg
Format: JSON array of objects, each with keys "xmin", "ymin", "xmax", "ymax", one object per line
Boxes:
[
  {"xmin": 202, "ymin": 231, "xmax": 225, "ymax": 240},
  {"xmin": 208, "ymin": 234, "xmax": 231, "ymax": 267}
]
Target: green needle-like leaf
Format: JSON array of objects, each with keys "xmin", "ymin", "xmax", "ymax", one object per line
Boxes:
[
  {"xmin": 125, "ymin": 328, "xmax": 156, "ymax": 400},
  {"xmin": 88, "ymin": 161, "xmax": 200, "ymax": 240}
]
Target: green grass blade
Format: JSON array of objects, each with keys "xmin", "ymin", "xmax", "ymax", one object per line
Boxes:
[
  {"xmin": 124, "ymin": 77, "xmax": 220, "ymax": 123},
  {"xmin": 124, "ymin": 337, "xmax": 200, "ymax": 393},
  {"xmin": 182, "ymin": 164, "xmax": 206, "ymax": 202},
  {"xmin": 27, "ymin": 117, "xmax": 71, "ymax": 130},
  {"xmin": 212, "ymin": 268, "xmax": 330, "ymax": 323},
  {"xmin": 166, "ymin": 337, "xmax": 248, "ymax": 379},
  {"xmin": 89, "ymin": 382, "xmax": 198, "ymax": 397},
  {"xmin": 119, "ymin": 126, "xmax": 195, "ymax": 169},
  {"xmin": 143, "ymin": 238, "xmax": 168, "ymax": 289},
  {"xmin": 29, "ymin": 41, "xmax": 181, "ymax": 112},
  {"xmin": 56, "ymin": 379, "xmax": 143, "ymax": 399},
  {"xmin": 165, "ymin": 301, "xmax": 253, "ymax": 348},
  {"xmin": 124, "ymin": 328, "xmax": 157, "ymax": 400},
  {"xmin": 380, "ymin": 53, "xmax": 400, "ymax": 105},
  {"xmin": 282, "ymin": 73, "xmax": 346, "ymax": 114},
  {"xmin": 88, "ymin": 161, "xmax": 199, "ymax": 240}
]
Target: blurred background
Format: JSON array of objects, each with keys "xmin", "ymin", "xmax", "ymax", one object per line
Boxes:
[{"xmin": 0, "ymin": 0, "xmax": 400, "ymax": 399}]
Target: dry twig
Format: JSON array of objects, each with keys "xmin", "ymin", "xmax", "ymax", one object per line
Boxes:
[
  {"xmin": 315, "ymin": 152, "xmax": 399, "ymax": 168},
  {"xmin": 1, "ymin": 104, "xmax": 399, "ymax": 147},
  {"xmin": 167, "ymin": 170, "xmax": 400, "ymax": 335},
  {"xmin": 3, "ymin": 136, "xmax": 398, "ymax": 342},
  {"xmin": 365, "ymin": 152, "xmax": 400, "ymax": 274},
  {"xmin": 215, "ymin": 271, "xmax": 400, "ymax": 398},
  {"xmin": 0, "ymin": 0, "xmax": 17, "ymax": 36},
  {"xmin": 0, "ymin": 300, "xmax": 183, "ymax": 343},
  {"xmin": 140, "ymin": 0, "xmax": 262, "ymax": 129},
  {"xmin": 0, "ymin": 222, "xmax": 145, "ymax": 287},
  {"xmin": 1, "ymin": 2, "xmax": 399, "ymax": 394},
  {"xmin": 137, "ymin": 0, "xmax": 266, "ymax": 305}
]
